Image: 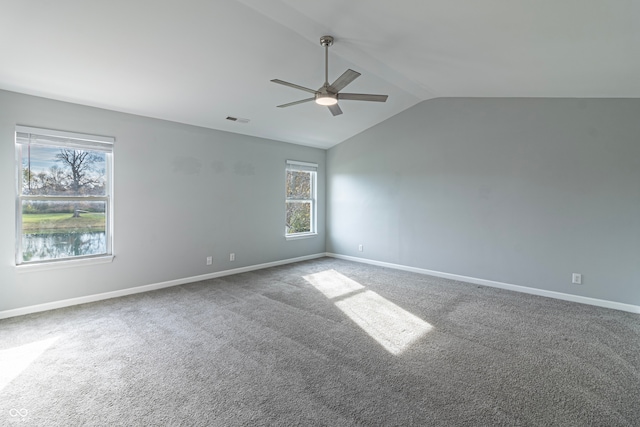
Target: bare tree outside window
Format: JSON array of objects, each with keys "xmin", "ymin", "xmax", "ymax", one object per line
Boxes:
[{"xmin": 56, "ymin": 149, "xmax": 103, "ymax": 192}]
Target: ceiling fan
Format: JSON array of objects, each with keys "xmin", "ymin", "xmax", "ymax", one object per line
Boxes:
[{"xmin": 271, "ymin": 35, "xmax": 388, "ymax": 116}]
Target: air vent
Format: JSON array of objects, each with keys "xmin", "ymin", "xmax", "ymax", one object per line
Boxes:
[{"xmin": 226, "ymin": 116, "xmax": 250, "ymax": 124}]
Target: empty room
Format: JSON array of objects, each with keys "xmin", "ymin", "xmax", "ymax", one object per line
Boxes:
[{"xmin": 1, "ymin": 1, "xmax": 639, "ymax": 426}]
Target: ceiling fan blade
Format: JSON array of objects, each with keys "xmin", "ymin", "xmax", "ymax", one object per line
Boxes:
[
  {"xmin": 277, "ymin": 98, "xmax": 315, "ymax": 108},
  {"xmin": 328, "ymin": 103, "xmax": 343, "ymax": 116},
  {"xmin": 338, "ymin": 93, "xmax": 388, "ymax": 102},
  {"xmin": 271, "ymin": 79, "xmax": 318, "ymax": 95},
  {"xmin": 328, "ymin": 69, "xmax": 361, "ymax": 93}
]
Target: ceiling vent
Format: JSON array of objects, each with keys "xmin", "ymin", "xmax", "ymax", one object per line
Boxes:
[{"xmin": 226, "ymin": 116, "xmax": 250, "ymax": 124}]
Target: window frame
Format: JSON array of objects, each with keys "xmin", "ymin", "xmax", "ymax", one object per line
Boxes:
[
  {"xmin": 15, "ymin": 125, "xmax": 115, "ymax": 267},
  {"xmin": 285, "ymin": 160, "xmax": 317, "ymax": 239}
]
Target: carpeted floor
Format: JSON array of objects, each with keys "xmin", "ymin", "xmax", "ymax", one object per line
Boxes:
[{"xmin": 1, "ymin": 257, "xmax": 639, "ymax": 426}]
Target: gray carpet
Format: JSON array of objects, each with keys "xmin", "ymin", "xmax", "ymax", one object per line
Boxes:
[{"xmin": 1, "ymin": 257, "xmax": 639, "ymax": 426}]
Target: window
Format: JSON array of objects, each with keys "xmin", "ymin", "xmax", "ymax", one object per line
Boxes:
[
  {"xmin": 285, "ymin": 160, "xmax": 317, "ymax": 238},
  {"xmin": 15, "ymin": 126, "xmax": 114, "ymax": 265}
]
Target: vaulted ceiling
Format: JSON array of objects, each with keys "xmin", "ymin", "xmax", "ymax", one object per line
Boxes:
[{"xmin": 1, "ymin": 1, "xmax": 638, "ymax": 148}]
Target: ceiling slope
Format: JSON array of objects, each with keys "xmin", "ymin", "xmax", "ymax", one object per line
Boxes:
[{"xmin": 1, "ymin": 1, "xmax": 638, "ymax": 148}]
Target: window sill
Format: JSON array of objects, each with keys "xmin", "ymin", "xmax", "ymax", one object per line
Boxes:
[
  {"xmin": 15, "ymin": 255, "xmax": 115, "ymax": 273},
  {"xmin": 285, "ymin": 232, "xmax": 317, "ymax": 241}
]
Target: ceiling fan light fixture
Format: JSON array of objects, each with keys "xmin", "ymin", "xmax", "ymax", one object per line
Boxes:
[{"xmin": 315, "ymin": 94, "xmax": 337, "ymax": 106}]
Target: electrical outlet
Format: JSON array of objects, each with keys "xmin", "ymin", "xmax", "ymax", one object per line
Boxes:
[
  {"xmin": 572, "ymin": 273, "xmax": 582, "ymax": 284},
  {"xmin": 230, "ymin": 253, "xmax": 235, "ymax": 262},
  {"xmin": 358, "ymin": 244, "xmax": 363, "ymax": 252},
  {"xmin": 206, "ymin": 256, "xmax": 212, "ymax": 266}
]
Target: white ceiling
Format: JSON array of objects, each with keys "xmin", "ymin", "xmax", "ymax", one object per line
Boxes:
[{"xmin": 1, "ymin": 1, "xmax": 638, "ymax": 149}]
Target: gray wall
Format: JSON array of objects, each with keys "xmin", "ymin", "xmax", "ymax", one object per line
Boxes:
[
  {"xmin": 3, "ymin": 93, "xmax": 638, "ymax": 312},
  {"xmin": 327, "ymin": 98, "xmax": 640, "ymax": 306},
  {"xmin": 0, "ymin": 90, "xmax": 325, "ymax": 311}
]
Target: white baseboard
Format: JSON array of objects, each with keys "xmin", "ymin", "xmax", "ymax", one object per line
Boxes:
[
  {"xmin": 0, "ymin": 253, "xmax": 326, "ymax": 320},
  {"xmin": 4, "ymin": 252, "xmax": 637, "ymax": 319},
  {"xmin": 326, "ymin": 253, "xmax": 640, "ymax": 314}
]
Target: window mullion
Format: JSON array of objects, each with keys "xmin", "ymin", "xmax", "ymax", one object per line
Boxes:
[
  {"xmin": 286, "ymin": 198, "xmax": 312, "ymax": 203},
  {"xmin": 22, "ymin": 195, "xmax": 109, "ymax": 202}
]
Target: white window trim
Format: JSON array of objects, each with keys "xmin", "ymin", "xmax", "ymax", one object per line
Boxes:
[
  {"xmin": 15, "ymin": 126, "xmax": 115, "ymax": 266},
  {"xmin": 285, "ymin": 232, "xmax": 317, "ymax": 241},
  {"xmin": 16, "ymin": 125, "xmax": 114, "ymax": 146},
  {"xmin": 285, "ymin": 160, "xmax": 318, "ymax": 238},
  {"xmin": 286, "ymin": 160, "xmax": 318, "ymax": 170},
  {"xmin": 15, "ymin": 255, "xmax": 115, "ymax": 273}
]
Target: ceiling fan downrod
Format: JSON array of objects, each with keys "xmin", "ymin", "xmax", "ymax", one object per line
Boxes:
[{"xmin": 320, "ymin": 35, "xmax": 334, "ymax": 87}]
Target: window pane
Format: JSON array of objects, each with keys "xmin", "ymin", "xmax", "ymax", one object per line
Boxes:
[
  {"xmin": 286, "ymin": 201, "xmax": 311, "ymax": 234},
  {"xmin": 21, "ymin": 200, "xmax": 106, "ymax": 262},
  {"xmin": 22, "ymin": 144, "xmax": 107, "ymax": 196},
  {"xmin": 286, "ymin": 170, "xmax": 311, "ymax": 199}
]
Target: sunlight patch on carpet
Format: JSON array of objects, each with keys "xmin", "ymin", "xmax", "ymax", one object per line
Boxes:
[
  {"xmin": 303, "ymin": 268, "xmax": 365, "ymax": 299},
  {"xmin": 0, "ymin": 336, "xmax": 60, "ymax": 392},
  {"xmin": 303, "ymin": 269, "xmax": 432, "ymax": 355}
]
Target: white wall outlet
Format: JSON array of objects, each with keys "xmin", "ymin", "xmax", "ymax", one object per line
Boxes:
[
  {"xmin": 572, "ymin": 273, "xmax": 582, "ymax": 284},
  {"xmin": 358, "ymin": 244, "xmax": 363, "ymax": 252},
  {"xmin": 230, "ymin": 253, "xmax": 235, "ymax": 262},
  {"xmin": 206, "ymin": 256, "xmax": 212, "ymax": 266}
]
